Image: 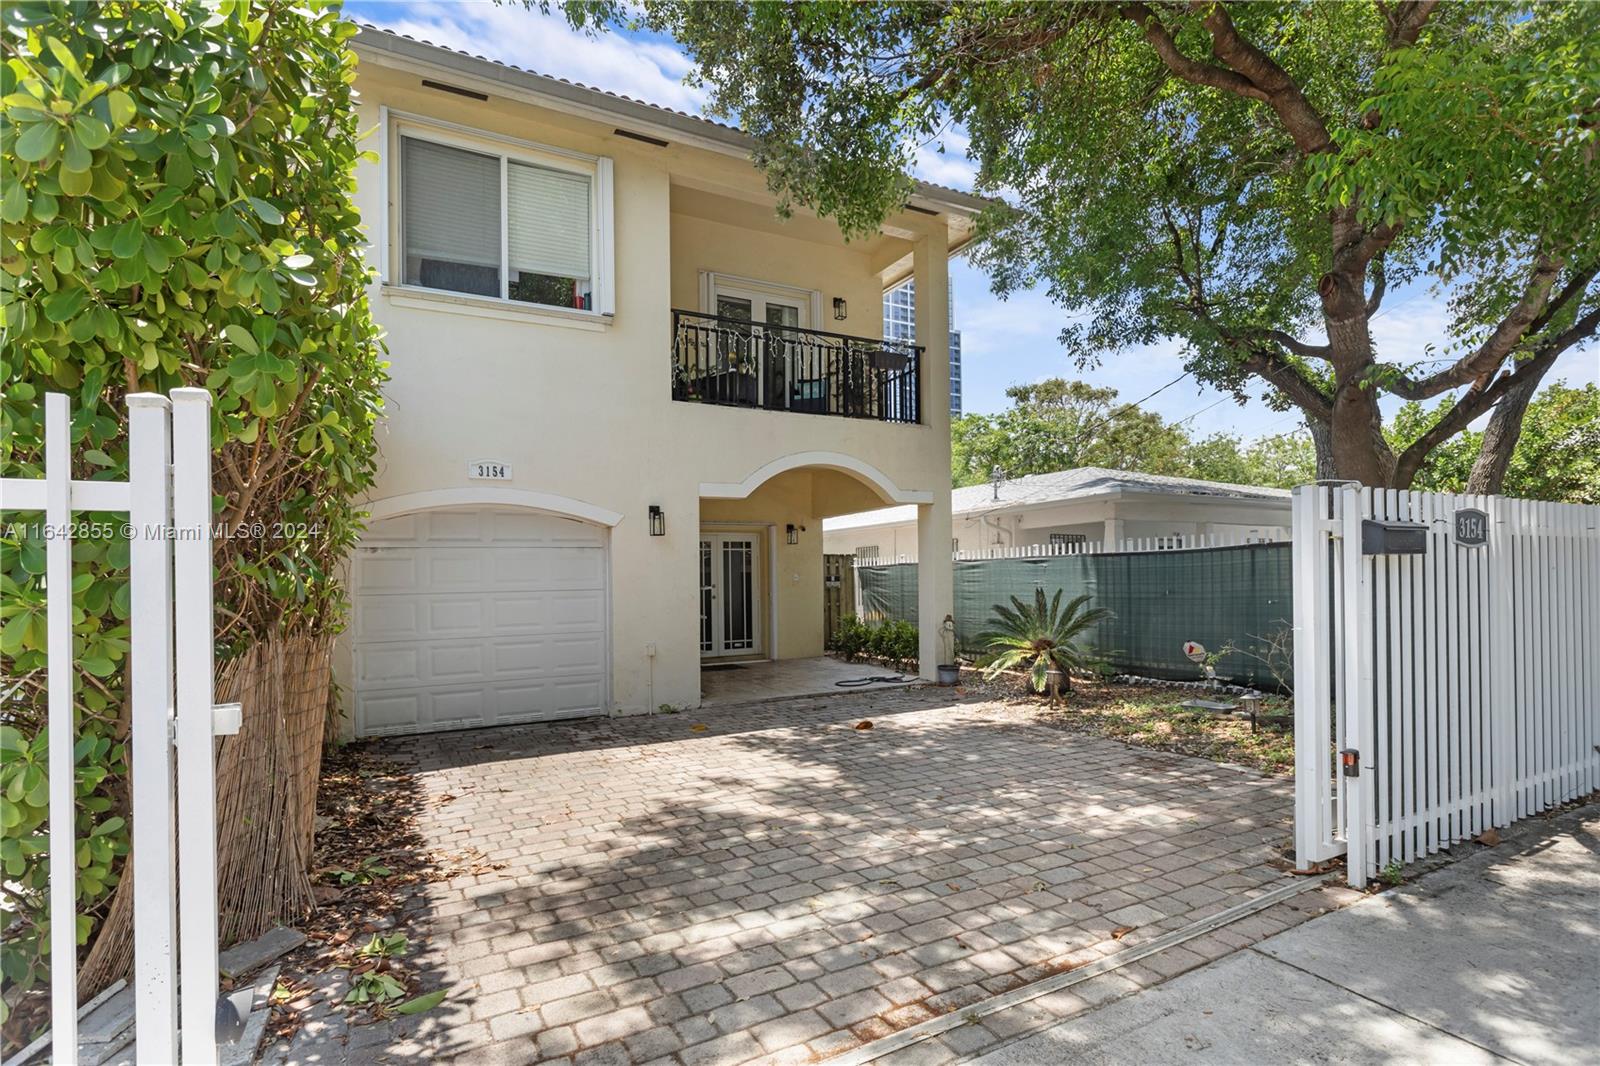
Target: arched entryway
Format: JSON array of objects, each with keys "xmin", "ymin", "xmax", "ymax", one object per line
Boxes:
[{"xmin": 696, "ymin": 451, "xmax": 949, "ymax": 689}]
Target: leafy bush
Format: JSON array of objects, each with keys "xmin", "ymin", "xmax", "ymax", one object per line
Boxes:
[
  {"xmin": 829, "ymin": 614, "xmax": 870, "ymax": 661},
  {"xmin": 978, "ymin": 589, "xmax": 1110, "ymax": 697},
  {"xmin": 0, "ymin": 0, "xmax": 385, "ymax": 1028},
  {"xmin": 828, "ymin": 616, "xmax": 917, "ymax": 669}
]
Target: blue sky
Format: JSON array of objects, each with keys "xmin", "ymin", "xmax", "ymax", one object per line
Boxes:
[{"xmin": 348, "ymin": 0, "xmax": 1597, "ymax": 438}]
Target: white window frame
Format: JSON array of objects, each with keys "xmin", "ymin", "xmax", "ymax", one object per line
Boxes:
[
  {"xmin": 698, "ymin": 271, "xmax": 822, "ymax": 327},
  {"xmin": 383, "ymin": 110, "xmax": 615, "ymax": 320},
  {"xmin": 1049, "ymin": 532, "xmax": 1088, "ymax": 546}
]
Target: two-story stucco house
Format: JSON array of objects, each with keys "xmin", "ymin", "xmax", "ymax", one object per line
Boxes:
[{"xmin": 336, "ymin": 27, "xmax": 982, "ymax": 737}]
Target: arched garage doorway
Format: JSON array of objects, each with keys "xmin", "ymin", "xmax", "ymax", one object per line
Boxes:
[{"xmin": 350, "ymin": 491, "xmax": 620, "ymax": 737}]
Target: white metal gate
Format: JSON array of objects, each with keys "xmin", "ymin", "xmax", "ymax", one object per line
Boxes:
[
  {"xmin": 1292, "ymin": 484, "xmax": 1599, "ymax": 887},
  {"xmin": 0, "ymin": 391, "xmax": 230, "ymax": 1064}
]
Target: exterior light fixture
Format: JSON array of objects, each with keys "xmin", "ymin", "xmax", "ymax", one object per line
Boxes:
[
  {"xmin": 648, "ymin": 505, "xmax": 665, "ymax": 536},
  {"xmin": 832, "ymin": 297, "xmax": 848, "ymax": 321},
  {"xmin": 786, "ymin": 523, "xmax": 799, "ymax": 545}
]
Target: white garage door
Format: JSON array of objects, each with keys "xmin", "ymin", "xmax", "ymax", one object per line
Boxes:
[{"xmin": 352, "ymin": 507, "xmax": 609, "ymax": 737}]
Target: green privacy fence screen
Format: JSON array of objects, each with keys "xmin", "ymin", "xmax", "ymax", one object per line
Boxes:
[{"xmin": 856, "ymin": 543, "xmax": 1294, "ymax": 688}]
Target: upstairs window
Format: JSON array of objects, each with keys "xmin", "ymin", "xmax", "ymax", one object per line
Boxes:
[{"xmin": 397, "ymin": 125, "xmax": 610, "ymax": 314}]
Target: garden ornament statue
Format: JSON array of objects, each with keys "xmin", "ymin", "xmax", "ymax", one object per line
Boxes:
[{"xmin": 937, "ymin": 615, "xmax": 960, "ymax": 686}]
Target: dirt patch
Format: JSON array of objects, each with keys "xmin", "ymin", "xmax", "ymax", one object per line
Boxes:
[
  {"xmin": 958, "ymin": 676, "xmax": 1295, "ymax": 775},
  {"xmin": 263, "ymin": 744, "xmax": 502, "ymax": 1046}
]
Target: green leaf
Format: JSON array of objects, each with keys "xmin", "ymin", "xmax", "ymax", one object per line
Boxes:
[
  {"xmin": 0, "ymin": 182, "xmax": 27, "ymax": 224},
  {"xmin": 74, "ymin": 114, "xmax": 110, "ymax": 150},
  {"xmin": 392, "ymin": 990, "xmax": 447, "ymax": 1015},
  {"xmin": 107, "ymin": 89, "xmax": 137, "ymax": 127},
  {"xmin": 224, "ymin": 324, "xmax": 260, "ymax": 355},
  {"xmin": 59, "ymin": 166, "xmax": 92, "ymax": 197},
  {"xmin": 246, "ymin": 197, "xmax": 283, "ymax": 225},
  {"xmin": 61, "ymin": 133, "xmax": 92, "ymax": 173},
  {"xmin": 14, "ymin": 121, "xmax": 60, "ymax": 162}
]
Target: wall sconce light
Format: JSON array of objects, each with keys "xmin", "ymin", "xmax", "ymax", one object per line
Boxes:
[
  {"xmin": 786, "ymin": 523, "xmax": 799, "ymax": 545},
  {"xmin": 648, "ymin": 505, "xmax": 665, "ymax": 536},
  {"xmin": 832, "ymin": 297, "xmax": 847, "ymax": 321}
]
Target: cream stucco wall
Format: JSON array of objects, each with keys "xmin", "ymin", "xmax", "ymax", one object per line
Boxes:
[{"xmin": 338, "ymin": 56, "xmax": 957, "ymax": 722}]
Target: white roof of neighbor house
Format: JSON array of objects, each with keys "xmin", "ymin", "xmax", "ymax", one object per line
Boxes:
[{"xmin": 823, "ymin": 467, "xmax": 1292, "ymax": 532}]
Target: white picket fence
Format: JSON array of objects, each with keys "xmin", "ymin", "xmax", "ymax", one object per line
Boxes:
[
  {"xmin": 857, "ymin": 532, "xmax": 1286, "ymax": 566},
  {"xmin": 1292, "ymin": 484, "xmax": 1599, "ymax": 887},
  {"xmin": 0, "ymin": 391, "xmax": 228, "ymax": 1064}
]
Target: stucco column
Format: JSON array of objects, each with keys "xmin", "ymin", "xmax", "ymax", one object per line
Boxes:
[
  {"xmin": 913, "ymin": 231, "xmax": 953, "ymax": 678},
  {"xmin": 1103, "ymin": 517, "xmax": 1124, "ymax": 550}
]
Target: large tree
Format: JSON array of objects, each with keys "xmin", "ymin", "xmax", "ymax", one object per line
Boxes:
[{"xmin": 571, "ymin": 1, "xmax": 1599, "ymax": 490}]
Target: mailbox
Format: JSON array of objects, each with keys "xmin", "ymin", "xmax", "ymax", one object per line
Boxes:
[{"xmin": 1361, "ymin": 519, "xmax": 1428, "ymax": 555}]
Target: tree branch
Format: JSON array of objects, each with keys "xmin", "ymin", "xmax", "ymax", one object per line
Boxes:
[
  {"xmin": 1251, "ymin": 328, "xmax": 1332, "ymax": 361},
  {"xmin": 1241, "ymin": 345, "xmax": 1334, "ymax": 420},
  {"xmin": 1388, "ymin": 257, "xmax": 1579, "ymax": 399},
  {"xmin": 1366, "ymin": 254, "xmax": 1387, "ymax": 316},
  {"xmin": 1192, "ymin": 1, "xmax": 1334, "ymax": 154},
  {"xmin": 1118, "ymin": 4, "xmax": 1270, "ymax": 102}
]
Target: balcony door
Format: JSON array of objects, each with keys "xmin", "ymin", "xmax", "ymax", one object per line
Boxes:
[
  {"xmin": 711, "ymin": 282, "xmax": 810, "ymax": 410},
  {"xmin": 699, "ymin": 533, "xmax": 762, "ymax": 658}
]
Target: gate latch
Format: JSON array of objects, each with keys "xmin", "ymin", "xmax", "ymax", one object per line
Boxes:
[
  {"xmin": 212, "ymin": 702, "xmax": 243, "ymax": 736},
  {"xmin": 1340, "ymin": 749, "xmax": 1360, "ymax": 777}
]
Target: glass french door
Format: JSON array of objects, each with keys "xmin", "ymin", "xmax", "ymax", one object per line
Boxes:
[
  {"xmin": 699, "ymin": 533, "xmax": 760, "ymax": 657},
  {"xmin": 714, "ymin": 288, "xmax": 806, "ymax": 409}
]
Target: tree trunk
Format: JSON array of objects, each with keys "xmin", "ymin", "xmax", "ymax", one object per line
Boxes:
[
  {"xmin": 1320, "ymin": 266, "xmax": 1398, "ymax": 486},
  {"xmin": 1465, "ymin": 365, "xmax": 1545, "ymax": 495},
  {"xmin": 1307, "ymin": 417, "xmax": 1336, "ymax": 480}
]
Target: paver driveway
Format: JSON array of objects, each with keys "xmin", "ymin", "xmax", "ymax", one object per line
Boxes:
[{"xmin": 280, "ymin": 686, "xmax": 1295, "ymax": 1064}]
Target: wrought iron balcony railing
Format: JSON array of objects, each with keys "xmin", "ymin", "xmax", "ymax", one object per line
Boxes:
[{"xmin": 671, "ymin": 309, "xmax": 922, "ymax": 424}]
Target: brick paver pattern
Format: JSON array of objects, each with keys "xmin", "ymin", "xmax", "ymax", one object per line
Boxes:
[{"xmin": 264, "ymin": 687, "xmax": 1295, "ymax": 1065}]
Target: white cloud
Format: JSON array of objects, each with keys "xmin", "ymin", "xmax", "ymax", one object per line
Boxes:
[
  {"xmin": 347, "ymin": 1, "xmax": 707, "ymax": 115},
  {"xmin": 910, "ymin": 126, "xmax": 977, "ymax": 191}
]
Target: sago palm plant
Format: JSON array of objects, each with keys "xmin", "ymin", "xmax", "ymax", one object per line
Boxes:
[{"xmin": 978, "ymin": 589, "xmax": 1111, "ymax": 698}]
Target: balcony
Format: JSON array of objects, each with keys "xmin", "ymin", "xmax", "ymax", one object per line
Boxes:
[{"xmin": 671, "ymin": 309, "xmax": 922, "ymax": 424}]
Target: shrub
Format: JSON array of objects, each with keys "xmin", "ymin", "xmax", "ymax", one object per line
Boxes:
[
  {"xmin": 830, "ymin": 615, "xmax": 870, "ymax": 661},
  {"xmin": 1, "ymin": 0, "xmax": 385, "ymax": 1036},
  {"xmin": 978, "ymin": 589, "xmax": 1110, "ymax": 697}
]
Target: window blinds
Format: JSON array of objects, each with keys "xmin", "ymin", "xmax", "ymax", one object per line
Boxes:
[
  {"xmin": 507, "ymin": 161, "xmax": 591, "ymax": 280},
  {"xmin": 402, "ymin": 138, "xmax": 500, "ymax": 269}
]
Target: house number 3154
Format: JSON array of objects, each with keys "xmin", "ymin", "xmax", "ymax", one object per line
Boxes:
[{"xmin": 468, "ymin": 460, "xmax": 512, "ymax": 481}]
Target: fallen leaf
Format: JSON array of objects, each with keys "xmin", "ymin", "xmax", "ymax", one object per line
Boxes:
[
  {"xmin": 691, "ymin": 723, "xmax": 708, "ymax": 732},
  {"xmin": 392, "ymin": 989, "xmax": 447, "ymax": 1015},
  {"xmin": 854, "ymin": 720, "xmax": 874, "ymax": 731},
  {"xmin": 1111, "ymin": 926, "xmax": 1136, "ymax": 940},
  {"xmin": 1475, "ymin": 828, "xmax": 1501, "ymax": 847}
]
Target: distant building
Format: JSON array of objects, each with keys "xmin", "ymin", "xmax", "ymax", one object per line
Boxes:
[
  {"xmin": 823, "ymin": 467, "xmax": 1292, "ymax": 561},
  {"xmin": 884, "ymin": 278, "xmax": 962, "ymax": 417}
]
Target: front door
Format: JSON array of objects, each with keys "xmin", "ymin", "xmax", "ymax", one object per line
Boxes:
[{"xmin": 699, "ymin": 533, "xmax": 761, "ymax": 658}]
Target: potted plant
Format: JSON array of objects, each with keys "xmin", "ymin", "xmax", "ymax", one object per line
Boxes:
[{"xmin": 977, "ymin": 589, "xmax": 1110, "ymax": 699}]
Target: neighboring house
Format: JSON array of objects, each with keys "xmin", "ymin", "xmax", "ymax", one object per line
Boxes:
[
  {"xmin": 338, "ymin": 26, "xmax": 983, "ymax": 737},
  {"xmin": 823, "ymin": 468, "xmax": 1292, "ymax": 561},
  {"xmin": 884, "ymin": 278, "xmax": 963, "ymax": 416}
]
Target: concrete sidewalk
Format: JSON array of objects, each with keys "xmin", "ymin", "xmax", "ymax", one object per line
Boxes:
[{"xmin": 975, "ymin": 809, "xmax": 1599, "ymax": 1066}]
